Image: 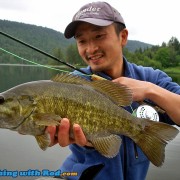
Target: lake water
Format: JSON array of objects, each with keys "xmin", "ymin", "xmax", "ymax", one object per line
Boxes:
[{"xmin": 0, "ymin": 65, "xmax": 179, "ymax": 180}]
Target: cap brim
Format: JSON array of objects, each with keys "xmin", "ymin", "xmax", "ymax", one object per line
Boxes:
[{"xmin": 64, "ymin": 18, "xmax": 113, "ymax": 39}]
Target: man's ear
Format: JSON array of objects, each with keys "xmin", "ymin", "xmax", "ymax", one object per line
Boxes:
[{"xmin": 120, "ymin": 29, "xmax": 128, "ymax": 47}]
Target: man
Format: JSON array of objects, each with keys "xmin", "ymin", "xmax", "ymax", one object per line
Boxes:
[{"xmin": 47, "ymin": 2, "xmax": 180, "ymax": 180}]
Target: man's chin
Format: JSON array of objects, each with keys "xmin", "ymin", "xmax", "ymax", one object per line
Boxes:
[{"xmin": 91, "ymin": 66, "xmax": 107, "ymax": 73}]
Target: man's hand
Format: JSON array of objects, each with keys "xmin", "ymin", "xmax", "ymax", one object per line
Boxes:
[
  {"xmin": 46, "ymin": 118, "xmax": 93, "ymax": 147},
  {"xmin": 112, "ymin": 77, "xmax": 151, "ymax": 102}
]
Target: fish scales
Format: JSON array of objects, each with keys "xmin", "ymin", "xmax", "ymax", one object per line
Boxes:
[{"xmin": 29, "ymin": 81, "xmax": 126, "ymax": 135}]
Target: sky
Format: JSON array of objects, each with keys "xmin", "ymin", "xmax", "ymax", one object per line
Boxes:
[{"xmin": 0, "ymin": 0, "xmax": 180, "ymax": 45}]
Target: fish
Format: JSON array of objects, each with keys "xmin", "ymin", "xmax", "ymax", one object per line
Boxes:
[{"xmin": 0, "ymin": 73, "xmax": 179, "ymax": 167}]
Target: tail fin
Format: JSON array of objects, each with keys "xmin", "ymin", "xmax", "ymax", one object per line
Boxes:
[{"xmin": 135, "ymin": 120, "xmax": 179, "ymax": 167}]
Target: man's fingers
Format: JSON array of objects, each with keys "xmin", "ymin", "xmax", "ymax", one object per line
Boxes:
[
  {"xmin": 46, "ymin": 126, "xmax": 58, "ymax": 146},
  {"xmin": 73, "ymin": 124, "xmax": 88, "ymax": 146},
  {"xmin": 47, "ymin": 118, "xmax": 92, "ymax": 148},
  {"xmin": 58, "ymin": 118, "xmax": 74, "ymax": 147}
]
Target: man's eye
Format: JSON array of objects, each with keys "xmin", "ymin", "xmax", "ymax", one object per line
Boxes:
[
  {"xmin": 96, "ymin": 34, "xmax": 105, "ymax": 39},
  {"xmin": 78, "ymin": 40, "xmax": 85, "ymax": 44}
]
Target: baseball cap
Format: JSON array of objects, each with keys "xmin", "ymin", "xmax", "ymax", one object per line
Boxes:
[{"xmin": 64, "ymin": 1, "xmax": 125, "ymax": 39}]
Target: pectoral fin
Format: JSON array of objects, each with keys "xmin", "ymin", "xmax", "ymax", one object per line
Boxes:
[
  {"xmin": 32, "ymin": 113, "xmax": 61, "ymax": 126},
  {"xmin": 35, "ymin": 133, "xmax": 50, "ymax": 150},
  {"xmin": 90, "ymin": 134, "xmax": 122, "ymax": 158}
]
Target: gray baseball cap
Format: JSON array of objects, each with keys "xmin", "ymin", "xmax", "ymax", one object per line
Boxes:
[{"xmin": 64, "ymin": 1, "xmax": 125, "ymax": 39}]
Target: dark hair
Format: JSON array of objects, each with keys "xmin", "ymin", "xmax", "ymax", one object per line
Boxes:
[{"xmin": 113, "ymin": 22, "xmax": 126, "ymax": 36}]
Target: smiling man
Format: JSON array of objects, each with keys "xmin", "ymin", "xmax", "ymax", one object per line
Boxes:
[{"xmin": 47, "ymin": 2, "xmax": 180, "ymax": 180}]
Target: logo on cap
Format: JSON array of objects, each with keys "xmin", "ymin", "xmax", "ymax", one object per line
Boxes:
[{"xmin": 74, "ymin": 6, "xmax": 101, "ymax": 20}]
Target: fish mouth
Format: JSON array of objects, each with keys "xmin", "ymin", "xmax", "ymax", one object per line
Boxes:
[{"xmin": 10, "ymin": 108, "xmax": 35, "ymax": 130}]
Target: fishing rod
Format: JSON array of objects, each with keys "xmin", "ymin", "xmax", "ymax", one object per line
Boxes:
[{"xmin": 0, "ymin": 31, "xmax": 88, "ymax": 75}]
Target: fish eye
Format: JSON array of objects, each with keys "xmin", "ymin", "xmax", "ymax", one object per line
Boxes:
[{"xmin": 0, "ymin": 96, "xmax": 5, "ymax": 104}]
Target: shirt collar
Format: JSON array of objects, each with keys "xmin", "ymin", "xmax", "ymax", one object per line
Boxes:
[{"xmin": 87, "ymin": 56, "xmax": 132, "ymax": 80}]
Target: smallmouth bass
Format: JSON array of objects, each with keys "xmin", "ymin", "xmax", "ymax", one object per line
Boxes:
[{"xmin": 0, "ymin": 74, "xmax": 179, "ymax": 167}]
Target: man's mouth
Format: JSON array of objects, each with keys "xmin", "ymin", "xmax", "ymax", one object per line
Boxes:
[{"xmin": 87, "ymin": 54, "xmax": 104, "ymax": 63}]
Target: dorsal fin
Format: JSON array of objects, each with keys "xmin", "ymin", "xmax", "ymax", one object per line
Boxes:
[
  {"xmin": 91, "ymin": 80, "xmax": 132, "ymax": 106},
  {"xmin": 52, "ymin": 73, "xmax": 91, "ymax": 85},
  {"xmin": 51, "ymin": 73, "xmax": 132, "ymax": 106}
]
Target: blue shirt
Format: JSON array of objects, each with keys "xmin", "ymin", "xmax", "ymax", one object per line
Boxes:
[{"xmin": 60, "ymin": 58, "xmax": 180, "ymax": 180}]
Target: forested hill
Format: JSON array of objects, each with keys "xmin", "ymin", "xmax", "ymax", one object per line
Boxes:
[
  {"xmin": 0, "ymin": 19, "xmax": 152, "ymax": 65},
  {"xmin": 0, "ymin": 20, "xmax": 74, "ymax": 64},
  {"xmin": 126, "ymin": 40, "xmax": 152, "ymax": 52}
]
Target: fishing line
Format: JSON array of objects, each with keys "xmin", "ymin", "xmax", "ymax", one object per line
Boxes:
[
  {"xmin": 0, "ymin": 31, "xmax": 88, "ymax": 75},
  {"xmin": 0, "ymin": 47, "xmax": 71, "ymax": 74},
  {"xmin": 0, "ymin": 31, "xmax": 105, "ymax": 80},
  {"xmin": 129, "ymin": 105, "xmax": 134, "ymax": 114}
]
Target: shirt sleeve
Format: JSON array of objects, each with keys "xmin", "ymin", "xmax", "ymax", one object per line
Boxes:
[{"xmin": 148, "ymin": 69, "xmax": 180, "ymax": 125}]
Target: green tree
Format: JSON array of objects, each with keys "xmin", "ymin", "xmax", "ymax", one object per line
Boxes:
[
  {"xmin": 168, "ymin": 37, "xmax": 180, "ymax": 52},
  {"xmin": 161, "ymin": 42, "xmax": 167, "ymax": 47},
  {"xmin": 167, "ymin": 37, "xmax": 180, "ymax": 66},
  {"xmin": 154, "ymin": 47, "xmax": 170, "ymax": 68},
  {"xmin": 47, "ymin": 47, "xmax": 65, "ymax": 65},
  {"xmin": 66, "ymin": 44, "xmax": 85, "ymax": 66}
]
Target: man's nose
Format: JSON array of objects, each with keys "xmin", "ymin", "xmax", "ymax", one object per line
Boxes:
[{"xmin": 86, "ymin": 41, "xmax": 99, "ymax": 54}]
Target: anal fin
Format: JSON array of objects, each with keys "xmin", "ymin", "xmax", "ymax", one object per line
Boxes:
[{"xmin": 91, "ymin": 134, "xmax": 122, "ymax": 158}]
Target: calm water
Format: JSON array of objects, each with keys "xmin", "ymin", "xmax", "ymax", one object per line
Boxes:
[{"xmin": 0, "ymin": 65, "xmax": 179, "ymax": 180}]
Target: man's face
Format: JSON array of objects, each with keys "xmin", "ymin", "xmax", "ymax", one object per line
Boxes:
[{"xmin": 75, "ymin": 22, "xmax": 127, "ymax": 74}]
